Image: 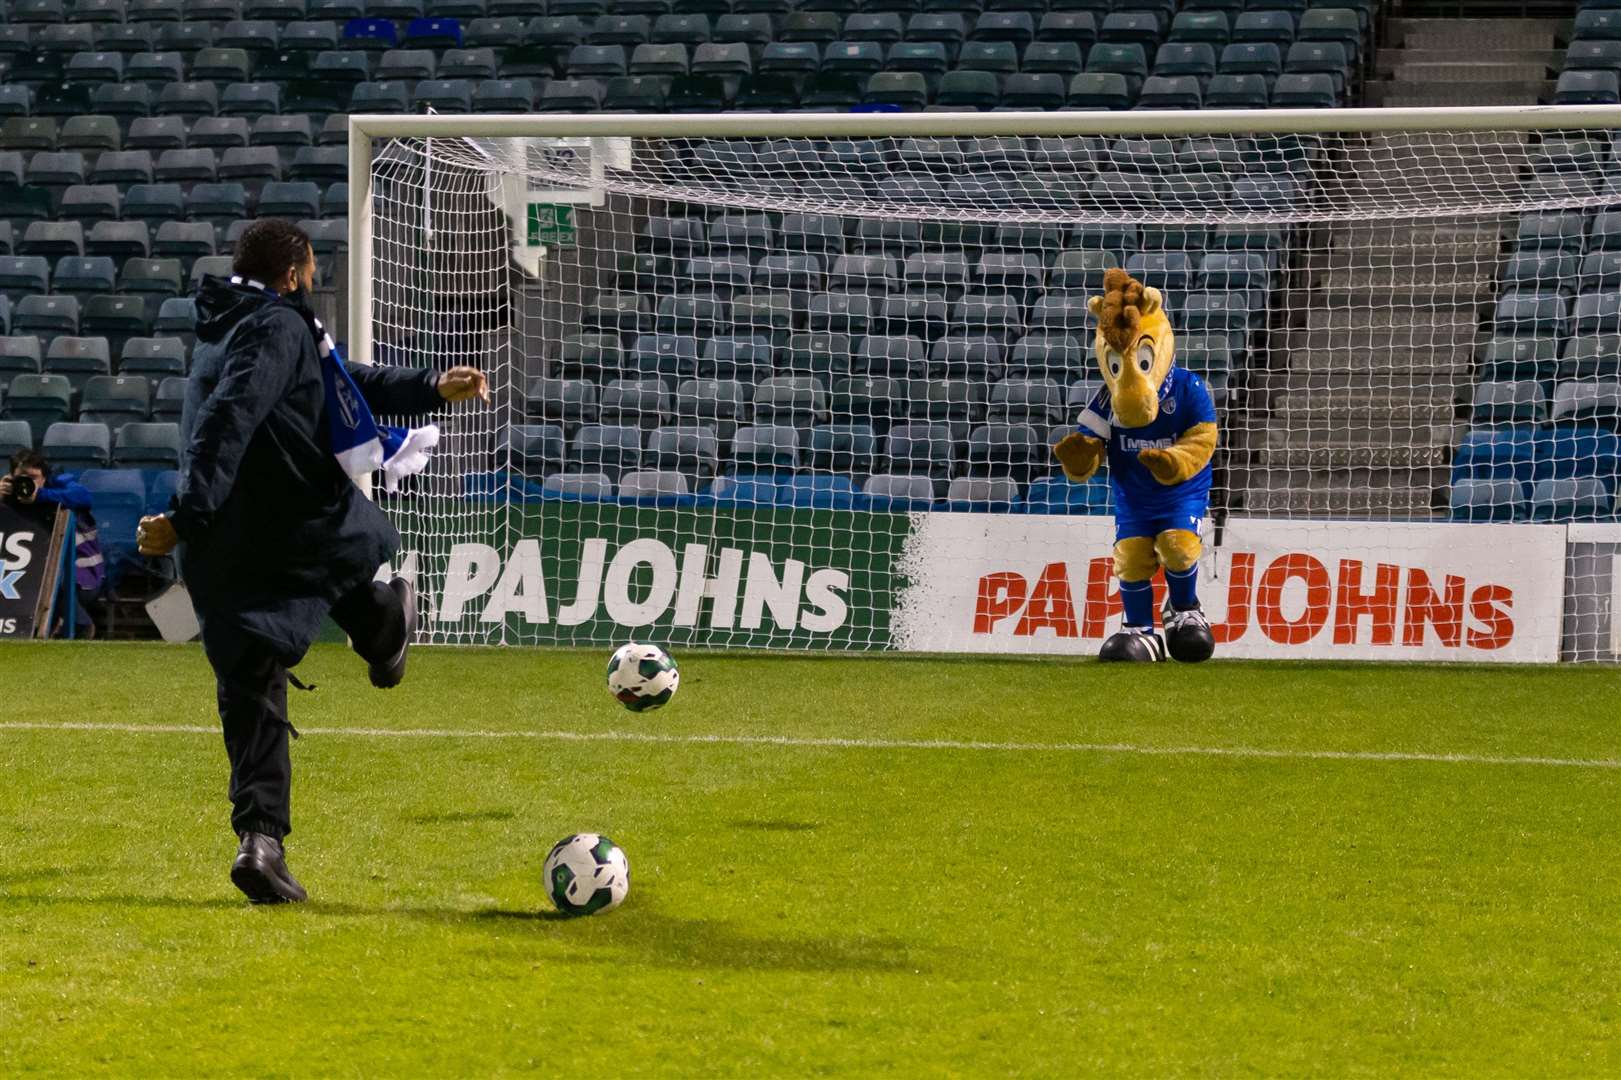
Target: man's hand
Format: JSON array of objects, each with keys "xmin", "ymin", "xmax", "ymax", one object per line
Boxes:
[
  {"xmin": 437, "ymin": 366, "xmax": 490, "ymax": 404},
  {"xmin": 0, "ymin": 476, "xmax": 11, "ymax": 501},
  {"xmin": 137, "ymin": 514, "xmax": 179, "ymax": 556}
]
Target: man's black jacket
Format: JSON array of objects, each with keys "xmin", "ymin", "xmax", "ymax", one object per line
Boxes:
[{"xmin": 174, "ymin": 277, "xmax": 443, "ymax": 672}]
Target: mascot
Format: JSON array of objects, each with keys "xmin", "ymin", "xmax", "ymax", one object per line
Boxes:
[{"xmin": 1053, "ymin": 267, "xmax": 1218, "ymax": 663}]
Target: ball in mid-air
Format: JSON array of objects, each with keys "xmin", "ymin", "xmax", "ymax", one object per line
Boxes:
[
  {"xmin": 543, "ymin": 833, "xmax": 629, "ymax": 916},
  {"xmin": 606, "ymin": 642, "xmax": 679, "ymax": 711}
]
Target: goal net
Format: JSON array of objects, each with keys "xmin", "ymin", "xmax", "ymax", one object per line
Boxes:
[{"xmin": 352, "ymin": 111, "xmax": 1621, "ymax": 663}]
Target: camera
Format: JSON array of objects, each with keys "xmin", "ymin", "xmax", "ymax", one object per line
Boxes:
[{"xmin": 6, "ymin": 473, "xmax": 36, "ymax": 502}]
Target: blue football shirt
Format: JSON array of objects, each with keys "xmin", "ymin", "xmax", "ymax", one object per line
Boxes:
[{"xmin": 1077, "ymin": 366, "xmax": 1217, "ymax": 517}]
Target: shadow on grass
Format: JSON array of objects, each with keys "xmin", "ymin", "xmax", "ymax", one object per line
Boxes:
[
  {"xmin": 402, "ymin": 809, "xmax": 516, "ymax": 825},
  {"xmin": 728, "ymin": 819, "xmax": 821, "ymax": 833},
  {"xmin": 0, "ymin": 892, "xmax": 924, "ymax": 974}
]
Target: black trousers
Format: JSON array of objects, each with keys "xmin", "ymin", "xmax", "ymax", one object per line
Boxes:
[{"xmin": 215, "ymin": 579, "xmax": 404, "ymax": 839}]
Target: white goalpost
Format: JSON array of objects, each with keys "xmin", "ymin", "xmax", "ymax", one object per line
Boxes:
[{"xmin": 347, "ymin": 107, "xmax": 1621, "ymax": 663}]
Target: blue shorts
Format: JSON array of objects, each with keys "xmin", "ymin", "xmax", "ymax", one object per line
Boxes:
[{"xmin": 1114, "ymin": 505, "xmax": 1206, "ymax": 543}]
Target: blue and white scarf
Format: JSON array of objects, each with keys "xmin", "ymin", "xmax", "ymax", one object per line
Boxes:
[{"xmin": 233, "ymin": 276, "xmax": 439, "ymax": 493}]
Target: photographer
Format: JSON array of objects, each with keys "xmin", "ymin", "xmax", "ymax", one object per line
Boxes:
[{"xmin": 2, "ymin": 450, "xmax": 106, "ymax": 637}]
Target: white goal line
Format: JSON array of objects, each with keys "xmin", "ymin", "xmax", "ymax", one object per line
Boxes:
[{"xmin": 3, "ymin": 722, "xmax": 1617, "ymax": 772}]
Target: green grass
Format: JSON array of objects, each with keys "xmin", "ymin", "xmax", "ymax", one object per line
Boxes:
[{"xmin": 2, "ymin": 643, "xmax": 1620, "ymax": 1077}]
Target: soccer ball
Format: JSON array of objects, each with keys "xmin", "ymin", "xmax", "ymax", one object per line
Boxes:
[
  {"xmin": 606, "ymin": 642, "xmax": 679, "ymax": 712},
  {"xmin": 543, "ymin": 833, "xmax": 629, "ymax": 917}
]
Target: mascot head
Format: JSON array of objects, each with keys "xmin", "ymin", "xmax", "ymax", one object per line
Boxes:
[{"xmin": 1087, "ymin": 267, "xmax": 1175, "ymax": 429}]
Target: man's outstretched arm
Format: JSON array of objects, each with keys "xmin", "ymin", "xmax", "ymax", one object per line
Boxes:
[{"xmin": 345, "ymin": 363, "xmax": 489, "ymax": 418}]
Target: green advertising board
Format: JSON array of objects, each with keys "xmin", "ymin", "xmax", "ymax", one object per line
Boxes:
[
  {"xmin": 393, "ymin": 501, "xmax": 913, "ymax": 650},
  {"xmin": 525, "ymin": 203, "xmax": 577, "ymax": 246}
]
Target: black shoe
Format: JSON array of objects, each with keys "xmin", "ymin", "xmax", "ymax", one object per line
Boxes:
[
  {"xmin": 368, "ymin": 576, "xmax": 416, "ymax": 690},
  {"xmin": 1099, "ymin": 628, "xmax": 1167, "ymax": 662},
  {"xmin": 1164, "ymin": 605, "xmax": 1216, "ymax": 663},
  {"xmin": 230, "ymin": 832, "xmax": 308, "ymax": 905}
]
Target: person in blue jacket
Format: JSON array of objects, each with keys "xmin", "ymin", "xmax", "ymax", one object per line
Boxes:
[{"xmin": 3, "ymin": 449, "xmax": 105, "ymax": 637}]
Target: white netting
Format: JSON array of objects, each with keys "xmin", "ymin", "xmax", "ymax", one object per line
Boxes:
[{"xmin": 363, "ymin": 119, "xmax": 1621, "ymax": 660}]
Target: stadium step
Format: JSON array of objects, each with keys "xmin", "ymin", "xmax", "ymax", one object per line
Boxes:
[
  {"xmin": 1260, "ymin": 434, "xmax": 1453, "ymax": 472},
  {"xmin": 1240, "ymin": 484, "xmax": 1445, "ymax": 519},
  {"xmin": 1272, "ymin": 348, "xmax": 1477, "ymax": 380},
  {"xmin": 1376, "ymin": 49, "xmax": 1564, "ymax": 75},
  {"xmin": 1309, "ymin": 268, "xmax": 1496, "ymax": 309},
  {"xmin": 1370, "ymin": 83, "xmax": 1556, "ymax": 107},
  {"xmin": 1389, "ymin": 18, "xmax": 1570, "ymax": 53},
  {"xmin": 1389, "ymin": 62, "xmax": 1554, "ymax": 84},
  {"xmin": 1272, "ymin": 389, "xmax": 1461, "ymax": 428}
]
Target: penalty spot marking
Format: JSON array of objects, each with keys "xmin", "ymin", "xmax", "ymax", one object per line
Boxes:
[{"xmin": 2, "ymin": 721, "xmax": 1620, "ymax": 771}]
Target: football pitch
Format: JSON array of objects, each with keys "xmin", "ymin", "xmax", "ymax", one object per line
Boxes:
[{"xmin": 3, "ymin": 643, "xmax": 1620, "ymax": 1077}]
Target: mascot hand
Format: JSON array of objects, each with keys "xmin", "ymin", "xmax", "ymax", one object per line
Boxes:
[
  {"xmin": 1137, "ymin": 423, "xmax": 1219, "ymax": 486},
  {"xmin": 1136, "ymin": 448, "xmax": 1188, "ymax": 486},
  {"xmin": 1053, "ymin": 433, "xmax": 1104, "ymax": 483}
]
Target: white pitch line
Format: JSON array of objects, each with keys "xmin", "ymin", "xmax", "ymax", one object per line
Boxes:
[{"xmin": 2, "ymin": 721, "xmax": 1619, "ymax": 771}]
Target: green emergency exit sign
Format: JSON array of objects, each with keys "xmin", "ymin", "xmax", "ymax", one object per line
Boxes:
[{"xmin": 526, "ymin": 204, "xmax": 577, "ymax": 246}]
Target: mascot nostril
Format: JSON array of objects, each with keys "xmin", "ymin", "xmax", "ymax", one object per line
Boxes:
[{"xmin": 1050, "ymin": 266, "xmax": 1221, "ymax": 664}]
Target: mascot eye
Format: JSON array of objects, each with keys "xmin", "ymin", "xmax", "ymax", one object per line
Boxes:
[
  {"xmin": 1104, "ymin": 348, "xmax": 1122, "ymax": 378},
  {"xmin": 1136, "ymin": 342, "xmax": 1155, "ymax": 372}
]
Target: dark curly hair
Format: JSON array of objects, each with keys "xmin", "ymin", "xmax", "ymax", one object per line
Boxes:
[
  {"xmin": 1097, "ymin": 266, "xmax": 1149, "ymax": 353},
  {"xmin": 232, "ymin": 218, "xmax": 312, "ymax": 286},
  {"xmin": 9, "ymin": 448, "xmax": 49, "ymax": 480}
]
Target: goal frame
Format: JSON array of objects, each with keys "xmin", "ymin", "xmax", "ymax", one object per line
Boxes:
[{"xmin": 344, "ymin": 105, "xmax": 1621, "ymax": 365}]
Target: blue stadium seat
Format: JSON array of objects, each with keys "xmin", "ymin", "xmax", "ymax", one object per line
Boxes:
[
  {"xmin": 706, "ymin": 474, "xmax": 790, "ymax": 506},
  {"xmin": 1518, "ymin": 211, "xmax": 1586, "ymax": 253},
  {"xmin": 1219, "ymin": 41, "xmax": 1283, "ymax": 75},
  {"xmin": 1503, "ymin": 250, "xmax": 1579, "ymax": 294}
]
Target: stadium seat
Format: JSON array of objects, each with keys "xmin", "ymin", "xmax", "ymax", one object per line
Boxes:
[
  {"xmin": 79, "ymin": 373, "xmax": 152, "ymax": 432},
  {"xmin": 618, "ymin": 469, "xmax": 691, "ymax": 502},
  {"xmin": 1550, "ymin": 380, "xmax": 1621, "ymax": 426},
  {"xmin": 1270, "ymin": 72, "xmax": 1337, "ymax": 107},
  {"xmin": 936, "ymin": 70, "xmax": 1001, "ymax": 109},
  {"xmin": 861, "ymin": 472, "xmax": 935, "ymax": 510},
  {"xmin": 1449, "ymin": 478, "xmax": 1525, "ymax": 522},
  {"xmin": 0, "ymin": 419, "xmax": 32, "ymax": 456},
  {"xmin": 1135, "ymin": 75, "xmax": 1203, "ymax": 108},
  {"xmin": 77, "ymin": 467, "xmax": 148, "ymax": 571},
  {"xmin": 1556, "ymin": 70, "xmax": 1621, "ymax": 105},
  {"xmin": 0, "ymin": 336, "xmax": 43, "ymax": 380},
  {"xmin": 501, "ymin": 423, "xmax": 566, "ymax": 475},
  {"xmin": 1068, "ymin": 72, "xmax": 1132, "ymax": 110},
  {"xmin": 1529, "ymin": 477, "xmax": 1611, "ymax": 521},
  {"xmin": 1472, "ymin": 380, "xmax": 1548, "ymax": 425},
  {"xmin": 945, "ymin": 476, "xmax": 1020, "ymax": 512},
  {"xmin": 648, "ymin": 424, "xmax": 721, "ymax": 480},
  {"xmin": 42, "ymin": 420, "xmax": 112, "ymax": 469},
  {"xmin": 730, "ymin": 424, "xmax": 800, "ymax": 472},
  {"xmin": 806, "ymin": 423, "xmax": 876, "ymax": 477},
  {"xmin": 999, "ymin": 72, "xmax": 1065, "ymax": 109},
  {"xmin": 118, "ymin": 337, "xmax": 188, "ymax": 388},
  {"xmin": 957, "ymin": 40, "xmax": 1019, "ymax": 75}
]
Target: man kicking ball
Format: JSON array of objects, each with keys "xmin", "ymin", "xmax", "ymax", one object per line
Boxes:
[{"xmin": 138, "ymin": 219, "xmax": 489, "ymax": 904}]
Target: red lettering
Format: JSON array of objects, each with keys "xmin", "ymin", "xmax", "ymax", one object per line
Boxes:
[
  {"xmin": 1334, "ymin": 559, "xmax": 1400, "ymax": 646},
  {"xmin": 973, "ymin": 572, "xmax": 1027, "ymax": 633},
  {"xmin": 1081, "ymin": 557, "xmax": 1116, "ymax": 637},
  {"xmin": 1403, "ymin": 569, "xmax": 1465, "ymax": 648},
  {"xmin": 1210, "ymin": 551, "xmax": 1255, "ymax": 644},
  {"xmin": 1014, "ymin": 562, "xmax": 1078, "ymax": 637},
  {"xmin": 1256, "ymin": 553, "xmax": 1332, "ymax": 645},
  {"xmin": 1467, "ymin": 584, "xmax": 1514, "ymax": 650}
]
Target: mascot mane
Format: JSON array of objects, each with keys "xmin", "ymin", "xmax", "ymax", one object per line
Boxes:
[{"xmin": 1097, "ymin": 266, "xmax": 1148, "ymax": 353}]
